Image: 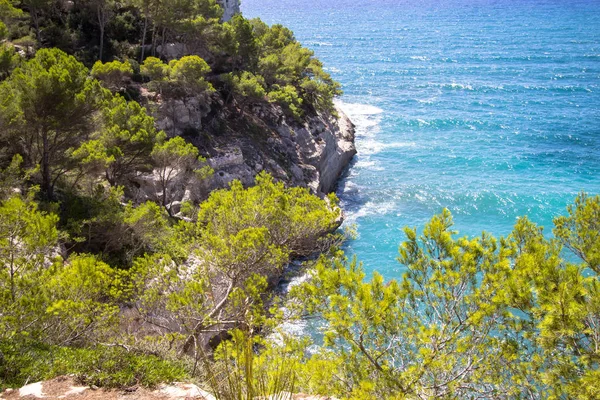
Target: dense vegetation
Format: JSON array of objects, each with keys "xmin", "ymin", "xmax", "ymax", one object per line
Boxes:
[
  {"xmin": 0, "ymin": 0, "xmax": 344, "ymax": 392},
  {"xmin": 1, "ymin": 1, "xmax": 598, "ymax": 399},
  {"xmin": 0, "ymin": 0, "xmax": 341, "ymax": 125},
  {"xmin": 288, "ymin": 194, "xmax": 600, "ymax": 399},
  {"xmin": 198, "ymin": 194, "xmax": 598, "ymax": 400},
  {"xmin": 0, "ymin": 171, "xmax": 341, "ymax": 389}
]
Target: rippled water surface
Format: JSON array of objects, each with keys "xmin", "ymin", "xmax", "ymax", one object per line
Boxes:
[{"xmin": 243, "ymin": 0, "xmax": 600, "ymax": 279}]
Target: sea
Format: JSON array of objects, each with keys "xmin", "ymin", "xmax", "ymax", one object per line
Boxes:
[{"xmin": 242, "ymin": 0, "xmax": 600, "ymax": 281}]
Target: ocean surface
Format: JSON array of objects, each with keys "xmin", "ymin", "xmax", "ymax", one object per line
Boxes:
[{"xmin": 243, "ymin": 0, "xmax": 600, "ymax": 280}]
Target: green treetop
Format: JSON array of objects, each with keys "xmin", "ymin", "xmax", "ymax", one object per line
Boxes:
[
  {"xmin": 290, "ymin": 194, "xmax": 600, "ymax": 399},
  {"xmin": 0, "ymin": 48, "xmax": 100, "ymax": 199}
]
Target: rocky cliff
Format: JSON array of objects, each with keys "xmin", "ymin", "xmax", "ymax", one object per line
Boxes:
[
  {"xmin": 135, "ymin": 92, "xmax": 356, "ymax": 215},
  {"xmin": 217, "ymin": 0, "xmax": 240, "ymax": 21},
  {"xmin": 200, "ymin": 103, "xmax": 356, "ymax": 196}
]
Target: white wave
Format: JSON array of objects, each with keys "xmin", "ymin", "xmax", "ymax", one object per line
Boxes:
[
  {"xmin": 341, "ymin": 180, "xmax": 359, "ymax": 190},
  {"xmin": 360, "ymin": 140, "xmax": 417, "ymax": 155},
  {"xmin": 335, "ymin": 100, "xmax": 384, "ymax": 140},
  {"xmin": 354, "ymin": 158, "xmax": 385, "ymax": 171},
  {"xmin": 354, "ymin": 117, "xmax": 381, "ymax": 131},
  {"xmin": 271, "ymin": 271, "xmax": 322, "ymax": 348},
  {"xmin": 410, "ymin": 55, "xmax": 429, "ymax": 61},
  {"xmin": 283, "ymin": 271, "xmax": 312, "ymax": 293},
  {"xmin": 416, "ymin": 97, "xmax": 437, "ymax": 104},
  {"xmin": 347, "ymin": 200, "xmax": 397, "ymax": 221},
  {"xmin": 335, "ymin": 100, "xmax": 384, "ymax": 116},
  {"xmin": 307, "ymin": 41, "xmax": 333, "ymax": 46},
  {"xmin": 448, "ymin": 82, "xmax": 474, "ymax": 90},
  {"xmin": 325, "ymin": 66, "xmax": 341, "ymax": 73}
]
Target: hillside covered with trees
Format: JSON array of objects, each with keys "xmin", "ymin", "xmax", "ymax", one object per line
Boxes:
[
  {"xmin": 0, "ymin": 1, "xmax": 599, "ymax": 399},
  {"xmin": 0, "ymin": 0, "xmax": 345, "ymax": 393}
]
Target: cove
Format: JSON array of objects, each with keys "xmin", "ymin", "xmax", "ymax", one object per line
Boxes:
[{"xmin": 242, "ymin": 0, "xmax": 600, "ymax": 280}]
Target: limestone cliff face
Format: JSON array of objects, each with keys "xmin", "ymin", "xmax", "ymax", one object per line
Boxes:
[
  {"xmin": 217, "ymin": 0, "xmax": 240, "ymax": 21},
  {"xmin": 140, "ymin": 97, "xmax": 355, "ymax": 209},
  {"xmin": 202, "ymin": 103, "xmax": 357, "ymax": 197},
  {"xmin": 132, "ymin": 86, "xmax": 355, "ymax": 216}
]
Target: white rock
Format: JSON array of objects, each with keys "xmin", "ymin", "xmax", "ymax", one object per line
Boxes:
[
  {"xmin": 157, "ymin": 383, "xmax": 215, "ymax": 400},
  {"xmin": 19, "ymin": 381, "xmax": 45, "ymax": 398},
  {"xmin": 58, "ymin": 386, "xmax": 88, "ymax": 398}
]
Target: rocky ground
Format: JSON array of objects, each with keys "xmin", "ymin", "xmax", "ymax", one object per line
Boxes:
[{"xmin": 1, "ymin": 377, "xmax": 336, "ymax": 400}]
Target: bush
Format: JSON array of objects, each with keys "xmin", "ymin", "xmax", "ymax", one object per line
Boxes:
[
  {"xmin": 0, "ymin": 340, "xmax": 189, "ymax": 390},
  {"xmin": 268, "ymin": 84, "xmax": 303, "ymax": 120},
  {"xmin": 91, "ymin": 60, "xmax": 134, "ymax": 91}
]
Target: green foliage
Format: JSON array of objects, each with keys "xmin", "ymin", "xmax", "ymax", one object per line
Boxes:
[
  {"xmin": 151, "ymin": 136, "xmax": 211, "ymax": 214},
  {"xmin": 0, "ymin": 194, "xmax": 59, "ymax": 340},
  {"xmin": 207, "ymin": 329, "xmax": 298, "ymax": 400},
  {"xmin": 130, "ymin": 252, "xmax": 211, "ymax": 338},
  {"xmin": 170, "ymin": 54, "xmax": 210, "ymax": 81},
  {"xmin": 91, "ymin": 59, "xmax": 134, "ymax": 91},
  {"xmin": 128, "ymin": 172, "xmax": 340, "ymax": 359},
  {"xmin": 60, "ymin": 185, "xmax": 125, "ymax": 252},
  {"xmin": 140, "ymin": 55, "xmax": 168, "ymax": 81},
  {"xmin": 254, "ymin": 21, "xmax": 295, "ymax": 55},
  {"xmin": 0, "ymin": 43, "xmax": 19, "ymax": 78},
  {"xmin": 44, "ymin": 254, "xmax": 124, "ymax": 345},
  {"xmin": 98, "ymin": 93, "xmax": 165, "ymax": 185},
  {"xmin": 225, "ymin": 15, "xmax": 259, "ymax": 71},
  {"xmin": 168, "ymin": 55, "xmax": 213, "ymax": 95},
  {"xmin": 300, "ymin": 58, "xmax": 342, "ymax": 114},
  {"xmin": 502, "ymin": 196, "xmax": 600, "ymax": 398},
  {"xmin": 122, "ymin": 200, "xmax": 174, "ymax": 256},
  {"xmin": 0, "ymin": 20, "xmax": 6, "ymax": 40},
  {"xmin": 0, "ymin": 48, "xmax": 100, "ymax": 199},
  {"xmin": 0, "ymin": 0, "xmax": 349, "ymax": 392},
  {"xmin": 554, "ymin": 192, "xmax": 600, "ymax": 273},
  {"xmin": 141, "ymin": 55, "xmax": 213, "ymax": 99},
  {"xmin": 227, "ymin": 71, "xmax": 266, "ymax": 107},
  {"xmin": 249, "ymin": 23, "xmax": 342, "ymax": 114},
  {"xmin": 268, "ymin": 84, "xmax": 303, "ymax": 119},
  {"xmin": 0, "ymin": 194, "xmax": 125, "ymax": 346},
  {"xmin": 289, "ymin": 196, "xmax": 600, "ymax": 399},
  {"xmin": 0, "ymin": 154, "xmax": 25, "ymax": 200},
  {"xmin": 0, "ymin": 0, "xmax": 22, "ymax": 20},
  {"xmin": 60, "ymin": 187, "xmax": 175, "ymax": 266},
  {"xmin": 69, "ymin": 140, "xmax": 114, "ymax": 189},
  {"xmin": 0, "ymin": 0, "xmax": 25, "ymax": 39},
  {"xmin": 0, "ymin": 341, "xmax": 188, "ymax": 390},
  {"xmin": 196, "ymin": 172, "xmax": 341, "ymax": 258}
]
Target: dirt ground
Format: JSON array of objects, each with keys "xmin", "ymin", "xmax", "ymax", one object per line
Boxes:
[{"xmin": 0, "ymin": 376, "xmax": 209, "ymax": 400}]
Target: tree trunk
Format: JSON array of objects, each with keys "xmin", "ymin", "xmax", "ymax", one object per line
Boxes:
[
  {"xmin": 182, "ymin": 281, "xmax": 234, "ymax": 354},
  {"xmin": 99, "ymin": 26, "xmax": 104, "ymax": 61},
  {"xmin": 161, "ymin": 26, "xmax": 166, "ymax": 59},
  {"xmin": 97, "ymin": 7, "xmax": 105, "ymax": 61},
  {"xmin": 151, "ymin": 25, "xmax": 158, "ymax": 57},
  {"xmin": 9, "ymin": 251, "xmax": 15, "ymax": 304},
  {"xmin": 31, "ymin": 8, "xmax": 41, "ymax": 42},
  {"xmin": 41, "ymin": 130, "xmax": 53, "ymax": 200},
  {"xmin": 140, "ymin": 12, "xmax": 148, "ymax": 62},
  {"xmin": 162, "ymin": 186, "xmax": 170, "ymax": 216}
]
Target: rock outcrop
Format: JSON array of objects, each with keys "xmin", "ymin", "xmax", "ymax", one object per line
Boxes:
[
  {"xmin": 217, "ymin": 0, "xmax": 240, "ymax": 21},
  {"xmin": 134, "ymin": 97, "xmax": 356, "ymax": 212},
  {"xmin": 201, "ymin": 104, "xmax": 356, "ymax": 197}
]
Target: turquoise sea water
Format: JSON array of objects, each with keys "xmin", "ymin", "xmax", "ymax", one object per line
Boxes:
[{"xmin": 243, "ymin": 0, "xmax": 600, "ymax": 280}]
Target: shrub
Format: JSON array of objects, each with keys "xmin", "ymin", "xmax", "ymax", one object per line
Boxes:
[{"xmin": 0, "ymin": 340, "xmax": 189, "ymax": 390}]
